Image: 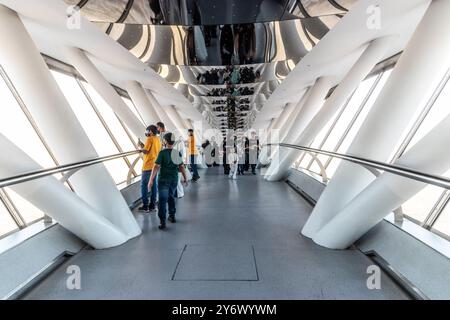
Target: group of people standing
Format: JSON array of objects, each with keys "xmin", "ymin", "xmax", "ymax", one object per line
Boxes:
[
  {"xmin": 224, "ymin": 131, "xmax": 260, "ymax": 180},
  {"xmin": 138, "ymin": 122, "xmax": 200, "ymax": 230},
  {"xmin": 197, "ymin": 65, "xmax": 260, "ymax": 85}
]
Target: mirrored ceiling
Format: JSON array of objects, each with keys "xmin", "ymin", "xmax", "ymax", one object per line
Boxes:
[
  {"xmin": 65, "ymin": 0, "xmax": 357, "ymax": 132},
  {"xmin": 65, "ymin": 0, "xmax": 356, "ymax": 25}
]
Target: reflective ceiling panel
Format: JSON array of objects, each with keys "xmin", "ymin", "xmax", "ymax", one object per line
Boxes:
[
  {"xmin": 149, "ymin": 60, "xmax": 296, "ymax": 84},
  {"xmin": 65, "ymin": 0, "xmax": 356, "ymax": 25},
  {"xmin": 99, "ymin": 19, "xmax": 322, "ymax": 66},
  {"xmin": 65, "ymin": 0, "xmax": 358, "ymax": 131}
]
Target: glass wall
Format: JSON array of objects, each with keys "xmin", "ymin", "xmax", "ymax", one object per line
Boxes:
[
  {"xmin": 295, "ymin": 68, "xmax": 393, "ymax": 178},
  {"xmin": 292, "ymin": 64, "xmax": 450, "ymax": 241},
  {"xmin": 433, "ymin": 202, "xmax": 450, "ymax": 236},
  {"xmin": 0, "ymin": 200, "xmax": 19, "ymax": 237},
  {"xmin": 51, "ymin": 71, "xmax": 132, "ymax": 184},
  {"xmin": 0, "ymin": 71, "xmax": 51, "ymax": 230},
  {"xmin": 0, "ymin": 65, "xmax": 140, "ymax": 239}
]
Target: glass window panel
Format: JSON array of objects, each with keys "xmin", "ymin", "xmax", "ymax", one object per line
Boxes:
[
  {"xmin": 51, "ymin": 71, "xmax": 117, "ymax": 156},
  {"xmin": 326, "ymin": 158, "xmax": 341, "ymax": 177},
  {"xmin": 338, "ymin": 69, "xmax": 393, "ymax": 155},
  {"xmin": 404, "ymin": 78, "xmax": 450, "ymax": 158},
  {"xmin": 402, "ymin": 185, "xmax": 444, "ymax": 223},
  {"xmin": 127, "ymin": 155, "xmax": 143, "ymax": 175},
  {"xmin": 310, "ymin": 108, "xmax": 338, "ymax": 149},
  {"xmin": 322, "ymin": 75, "xmax": 378, "ymax": 152},
  {"xmin": 0, "ymin": 200, "xmax": 18, "ymax": 237},
  {"xmin": 300, "ymin": 154, "xmax": 313, "ymax": 169},
  {"xmin": 81, "ymin": 82, "xmax": 136, "ymax": 152},
  {"xmin": 51, "ymin": 71, "xmax": 128, "ymax": 184},
  {"xmin": 1, "ymin": 73, "xmax": 56, "ymax": 225},
  {"xmin": 310, "ymin": 155, "xmax": 330, "ymax": 175},
  {"xmin": 433, "ymin": 202, "xmax": 450, "ymax": 237},
  {"xmin": 102, "ymin": 159, "xmax": 130, "ymax": 185},
  {"xmin": 122, "ymin": 97, "xmax": 145, "ymax": 126},
  {"xmin": 6, "ymin": 191, "xmax": 44, "ymax": 224},
  {"xmin": 0, "ymin": 76, "xmax": 55, "ymax": 168}
]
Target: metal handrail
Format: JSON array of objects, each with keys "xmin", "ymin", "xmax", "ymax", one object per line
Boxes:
[
  {"xmin": 0, "ymin": 150, "xmax": 140, "ymax": 189},
  {"xmin": 266, "ymin": 143, "xmax": 450, "ymax": 190}
]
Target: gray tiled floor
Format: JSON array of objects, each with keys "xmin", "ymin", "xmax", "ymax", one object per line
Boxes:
[{"xmin": 24, "ymin": 168, "xmax": 409, "ymax": 299}]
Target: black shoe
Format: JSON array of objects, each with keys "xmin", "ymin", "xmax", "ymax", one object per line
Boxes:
[
  {"xmin": 149, "ymin": 203, "xmax": 156, "ymax": 211},
  {"xmin": 158, "ymin": 224, "xmax": 166, "ymax": 230},
  {"xmin": 168, "ymin": 216, "xmax": 176, "ymax": 223},
  {"xmin": 138, "ymin": 205, "xmax": 149, "ymax": 212},
  {"xmin": 252, "ymin": 171, "xmax": 256, "ymax": 175}
]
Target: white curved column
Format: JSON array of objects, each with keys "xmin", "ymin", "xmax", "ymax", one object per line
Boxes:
[
  {"xmin": 165, "ymin": 105, "xmax": 189, "ymax": 139},
  {"xmin": 302, "ymin": 0, "xmax": 450, "ymax": 239},
  {"xmin": 258, "ymin": 101, "xmax": 298, "ymax": 165},
  {"xmin": 313, "ymin": 114, "xmax": 450, "ymax": 249},
  {"xmin": 125, "ymin": 80, "xmax": 159, "ymax": 126},
  {"xmin": 265, "ymin": 77, "xmax": 333, "ymax": 180},
  {"xmin": 279, "ymin": 88, "xmax": 314, "ymax": 143},
  {"xmin": 262, "ymin": 89, "xmax": 312, "ymax": 172},
  {"xmin": 0, "ymin": 6, "xmax": 141, "ymax": 244},
  {"xmin": 0, "ymin": 134, "xmax": 129, "ymax": 249},
  {"xmin": 145, "ymin": 90, "xmax": 178, "ymax": 131},
  {"xmin": 64, "ymin": 47, "xmax": 146, "ymax": 141},
  {"xmin": 270, "ymin": 36, "xmax": 395, "ymax": 183}
]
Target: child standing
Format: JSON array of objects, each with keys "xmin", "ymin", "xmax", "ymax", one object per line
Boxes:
[
  {"xmin": 149, "ymin": 133, "xmax": 188, "ymax": 230},
  {"xmin": 228, "ymin": 147, "xmax": 239, "ymax": 180},
  {"xmin": 237, "ymin": 143, "xmax": 245, "ymax": 175}
]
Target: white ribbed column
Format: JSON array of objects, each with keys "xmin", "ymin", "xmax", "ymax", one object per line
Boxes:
[
  {"xmin": 165, "ymin": 105, "xmax": 189, "ymax": 139},
  {"xmin": 145, "ymin": 90, "xmax": 178, "ymax": 131},
  {"xmin": 0, "ymin": 134, "xmax": 128, "ymax": 248},
  {"xmin": 265, "ymin": 77, "xmax": 333, "ymax": 180},
  {"xmin": 314, "ymin": 114, "xmax": 450, "ymax": 248},
  {"xmin": 258, "ymin": 101, "xmax": 298, "ymax": 165},
  {"xmin": 0, "ymin": 5, "xmax": 140, "ymax": 246},
  {"xmin": 64, "ymin": 47, "xmax": 145, "ymax": 140},
  {"xmin": 262, "ymin": 89, "xmax": 311, "ymax": 170},
  {"xmin": 271, "ymin": 36, "xmax": 395, "ymax": 183},
  {"xmin": 302, "ymin": 0, "xmax": 450, "ymax": 239},
  {"xmin": 279, "ymin": 88, "xmax": 314, "ymax": 143},
  {"xmin": 125, "ymin": 80, "xmax": 159, "ymax": 126}
]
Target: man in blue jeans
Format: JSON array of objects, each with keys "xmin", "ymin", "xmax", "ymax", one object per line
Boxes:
[
  {"xmin": 149, "ymin": 133, "xmax": 188, "ymax": 229},
  {"xmin": 138, "ymin": 125, "xmax": 161, "ymax": 212},
  {"xmin": 187, "ymin": 129, "xmax": 200, "ymax": 181}
]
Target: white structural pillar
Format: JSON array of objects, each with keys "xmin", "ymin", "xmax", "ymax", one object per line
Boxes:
[
  {"xmin": 0, "ymin": 134, "xmax": 128, "ymax": 248},
  {"xmin": 302, "ymin": 0, "xmax": 450, "ymax": 239},
  {"xmin": 64, "ymin": 47, "xmax": 146, "ymax": 140},
  {"xmin": 125, "ymin": 80, "xmax": 159, "ymax": 126},
  {"xmin": 145, "ymin": 89, "xmax": 178, "ymax": 131},
  {"xmin": 261, "ymin": 89, "xmax": 311, "ymax": 169},
  {"xmin": 0, "ymin": 5, "xmax": 141, "ymax": 247},
  {"xmin": 313, "ymin": 114, "xmax": 450, "ymax": 249},
  {"xmin": 258, "ymin": 101, "xmax": 298, "ymax": 165},
  {"xmin": 269, "ymin": 36, "xmax": 395, "ymax": 182},
  {"xmin": 279, "ymin": 88, "xmax": 314, "ymax": 143},
  {"xmin": 165, "ymin": 105, "xmax": 189, "ymax": 139},
  {"xmin": 265, "ymin": 77, "xmax": 333, "ymax": 179}
]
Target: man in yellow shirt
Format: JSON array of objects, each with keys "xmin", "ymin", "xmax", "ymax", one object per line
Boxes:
[
  {"xmin": 187, "ymin": 129, "xmax": 200, "ymax": 181},
  {"xmin": 138, "ymin": 125, "xmax": 162, "ymax": 212}
]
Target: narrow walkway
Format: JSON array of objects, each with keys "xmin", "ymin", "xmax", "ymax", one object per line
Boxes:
[{"xmin": 24, "ymin": 168, "xmax": 408, "ymax": 299}]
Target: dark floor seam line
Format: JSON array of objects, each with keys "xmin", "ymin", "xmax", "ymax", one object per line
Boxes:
[
  {"xmin": 171, "ymin": 279, "xmax": 259, "ymax": 282},
  {"xmin": 252, "ymin": 245, "xmax": 260, "ymax": 281},
  {"xmin": 171, "ymin": 244, "xmax": 187, "ymax": 280}
]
